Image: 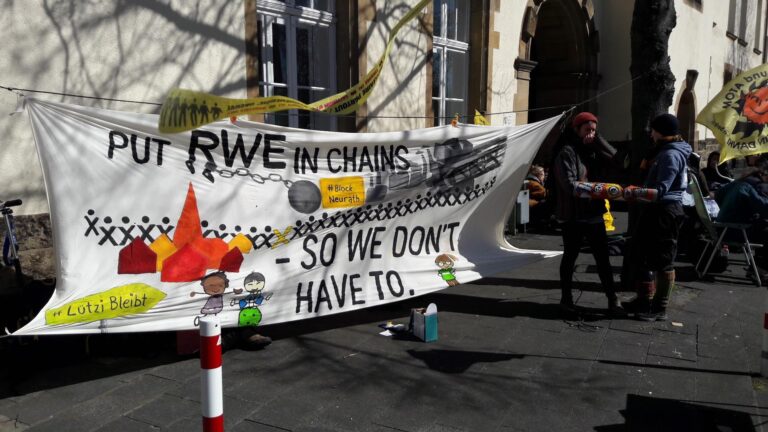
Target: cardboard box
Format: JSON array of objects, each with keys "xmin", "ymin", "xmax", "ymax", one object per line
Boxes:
[{"xmin": 410, "ymin": 303, "xmax": 438, "ymax": 342}]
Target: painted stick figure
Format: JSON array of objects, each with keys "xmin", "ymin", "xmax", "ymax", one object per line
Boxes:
[
  {"xmin": 435, "ymin": 253, "xmax": 459, "ymax": 286},
  {"xmin": 191, "ymin": 271, "xmax": 235, "ymax": 316},
  {"xmin": 228, "ymin": 271, "xmax": 273, "ymax": 327},
  {"xmin": 230, "ymin": 271, "xmax": 272, "ymax": 309}
]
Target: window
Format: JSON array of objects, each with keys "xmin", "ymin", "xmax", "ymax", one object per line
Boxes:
[
  {"xmin": 756, "ymin": 0, "xmax": 763, "ymax": 52},
  {"xmin": 727, "ymin": 0, "xmax": 750, "ymax": 42},
  {"xmin": 728, "ymin": 0, "xmax": 737, "ymax": 36},
  {"xmin": 739, "ymin": 0, "xmax": 749, "ymax": 40},
  {"xmin": 256, "ymin": 0, "xmax": 336, "ymax": 130},
  {"xmin": 432, "ymin": 0, "xmax": 470, "ymax": 126}
]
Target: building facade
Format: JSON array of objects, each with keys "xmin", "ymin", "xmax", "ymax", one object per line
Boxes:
[{"xmin": 0, "ymin": 0, "xmax": 765, "ymax": 243}]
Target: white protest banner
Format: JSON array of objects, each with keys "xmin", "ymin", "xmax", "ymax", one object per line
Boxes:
[{"xmin": 15, "ymin": 98, "xmax": 561, "ymax": 335}]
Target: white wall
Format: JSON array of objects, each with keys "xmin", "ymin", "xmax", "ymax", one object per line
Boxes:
[
  {"xmin": 0, "ymin": 1, "xmax": 247, "ymax": 215},
  {"xmin": 364, "ymin": 0, "xmax": 430, "ymax": 132},
  {"xmin": 669, "ymin": 0, "xmax": 766, "ymax": 149},
  {"xmin": 489, "ymin": 0, "xmax": 528, "ymax": 126},
  {"xmin": 669, "ymin": 0, "xmax": 724, "ymax": 148},
  {"xmin": 591, "ymin": 0, "xmax": 766, "ymax": 146}
]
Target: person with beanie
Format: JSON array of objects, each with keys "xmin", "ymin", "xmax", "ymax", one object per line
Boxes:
[
  {"xmin": 625, "ymin": 113, "xmax": 692, "ymax": 321},
  {"xmin": 552, "ymin": 111, "xmax": 625, "ymax": 316}
]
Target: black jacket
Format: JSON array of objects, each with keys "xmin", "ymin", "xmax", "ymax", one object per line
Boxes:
[{"xmin": 552, "ymin": 128, "xmax": 618, "ymax": 223}]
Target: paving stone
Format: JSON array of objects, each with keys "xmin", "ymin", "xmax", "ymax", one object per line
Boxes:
[
  {"xmin": 93, "ymin": 415, "xmax": 159, "ymax": 432},
  {"xmin": 125, "ymin": 394, "xmax": 198, "ymax": 428},
  {"xmin": 697, "ymin": 352, "xmax": 753, "ymax": 375},
  {"xmin": 609, "ymin": 320, "xmax": 656, "ymax": 336},
  {"xmin": 232, "ymin": 419, "xmax": 293, "ymax": 431},
  {"xmin": 165, "ymin": 375, "xmax": 200, "ymax": 402},
  {"xmin": 164, "ymin": 416, "xmax": 201, "ymax": 432},
  {"xmin": 0, "ymin": 414, "xmax": 28, "ymax": 432},
  {"xmin": 223, "ymin": 395, "xmax": 260, "ymax": 431},
  {"xmin": 597, "ymin": 335, "xmax": 648, "ymax": 365},
  {"xmin": 634, "ymin": 364, "xmax": 697, "ymax": 401},
  {"xmin": 644, "ymin": 354, "xmax": 698, "ymax": 370},
  {"xmin": 696, "ymin": 373, "xmax": 758, "ymax": 407},
  {"xmin": 26, "ymin": 374, "xmax": 180, "ymax": 432},
  {"xmin": 12, "ymin": 376, "xmax": 117, "ymax": 425},
  {"xmin": 147, "ymin": 358, "xmax": 200, "ymax": 383},
  {"xmin": 245, "ymin": 397, "xmax": 317, "ymax": 431},
  {"xmin": 2, "ymin": 220, "xmax": 767, "ymax": 432},
  {"xmin": 647, "ymin": 330, "xmax": 697, "ymax": 362},
  {"xmin": 545, "ymin": 326, "xmax": 607, "ymax": 359}
]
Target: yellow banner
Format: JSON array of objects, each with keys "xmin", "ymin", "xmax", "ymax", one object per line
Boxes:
[
  {"xmin": 696, "ymin": 63, "xmax": 768, "ymax": 163},
  {"xmin": 320, "ymin": 176, "xmax": 365, "ymax": 209},
  {"xmin": 159, "ymin": 0, "xmax": 430, "ymax": 133},
  {"xmin": 474, "ymin": 109, "xmax": 490, "ymax": 126},
  {"xmin": 45, "ymin": 283, "xmax": 166, "ymax": 325}
]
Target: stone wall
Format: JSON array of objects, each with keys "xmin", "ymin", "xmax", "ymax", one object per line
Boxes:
[{"xmin": 0, "ymin": 213, "xmax": 55, "ymax": 293}]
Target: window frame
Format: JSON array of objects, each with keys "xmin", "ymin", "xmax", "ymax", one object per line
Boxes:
[
  {"xmin": 431, "ymin": 0, "xmax": 470, "ymax": 127},
  {"xmin": 756, "ymin": 0, "xmax": 764, "ymax": 52},
  {"xmin": 255, "ymin": 0, "xmax": 337, "ymax": 130}
]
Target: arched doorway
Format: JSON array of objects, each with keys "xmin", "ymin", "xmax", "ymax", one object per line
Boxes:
[
  {"xmin": 515, "ymin": 0, "xmax": 599, "ymax": 162},
  {"xmin": 515, "ymin": 0, "xmax": 599, "ymax": 123},
  {"xmin": 677, "ymin": 70, "xmax": 699, "ymax": 150}
]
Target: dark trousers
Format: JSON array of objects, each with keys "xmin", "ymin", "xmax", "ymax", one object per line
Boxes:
[
  {"xmin": 560, "ymin": 220, "xmax": 616, "ymax": 303},
  {"xmin": 635, "ymin": 202, "xmax": 684, "ymax": 272}
]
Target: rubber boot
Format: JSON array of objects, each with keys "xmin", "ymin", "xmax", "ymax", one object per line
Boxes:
[
  {"xmin": 638, "ymin": 270, "xmax": 674, "ymax": 322},
  {"xmin": 622, "ymin": 271, "xmax": 655, "ymax": 314}
]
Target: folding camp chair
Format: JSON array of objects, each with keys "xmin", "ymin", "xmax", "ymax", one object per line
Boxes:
[{"xmin": 689, "ymin": 171, "xmax": 763, "ymax": 286}]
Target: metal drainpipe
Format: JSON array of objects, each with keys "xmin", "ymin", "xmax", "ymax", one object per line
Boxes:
[{"xmin": 764, "ymin": 2, "xmax": 768, "ymax": 64}]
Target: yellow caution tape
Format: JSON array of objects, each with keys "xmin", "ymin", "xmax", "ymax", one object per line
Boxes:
[{"xmin": 159, "ymin": 0, "xmax": 431, "ymax": 133}]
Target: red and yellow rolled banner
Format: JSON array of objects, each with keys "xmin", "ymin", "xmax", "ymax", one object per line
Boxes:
[
  {"xmin": 158, "ymin": 0, "xmax": 430, "ymax": 133},
  {"xmin": 574, "ymin": 182, "xmax": 624, "ymax": 200}
]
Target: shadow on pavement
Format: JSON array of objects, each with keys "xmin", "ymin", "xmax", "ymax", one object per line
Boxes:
[
  {"xmin": 0, "ymin": 331, "xmax": 180, "ymax": 399},
  {"xmin": 0, "ymin": 281, "xmax": 622, "ymax": 397},
  {"xmin": 406, "ymin": 349, "xmax": 524, "ymax": 374},
  {"xmin": 473, "ymin": 276, "xmax": 611, "ymax": 294},
  {"xmin": 595, "ymin": 394, "xmax": 757, "ymax": 432}
]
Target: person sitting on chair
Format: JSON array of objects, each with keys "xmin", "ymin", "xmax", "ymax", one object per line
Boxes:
[
  {"xmin": 715, "ymin": 169, "xmax": 768, "ymax": 225},
  {"xmin": 714, "ymin": 168, "xmax": 768, "ymax": 282},
  {"xmin": 525, "ymin": 164, "xmax": 550, "ymax": 228},
  {"xmin": 702, "ymin": 151, "xmax": 733, "ymax": 192}
]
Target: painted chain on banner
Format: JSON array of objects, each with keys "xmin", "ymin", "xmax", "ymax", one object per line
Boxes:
[
  {"xmin": 696, "ymin": 63, "xmax": 768, "ymax": 163},
  {"xmin": 158, "ymin": 0, "xmax": 430, "ymax": 134}
]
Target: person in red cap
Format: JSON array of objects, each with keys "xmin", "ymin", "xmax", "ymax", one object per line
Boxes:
[{"xmin": 552, "ymin": 111, "xmax": 624, "ymax": 316}]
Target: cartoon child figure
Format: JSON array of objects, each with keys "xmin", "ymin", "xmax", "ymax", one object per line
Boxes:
[
  {"xmin": 435, "ymin": 253, "xmax": 459, "ymax": 286},
  {"xmin": 191, "ymin": 271, "xmax": 232, "ymax": 316},
  {"xmin": 228, "ymin": 271, "xmax": 273, "ymax": 327},
  {"xmin": 236, "ymin": 272, "xmax": 272, "ymax": 309}
]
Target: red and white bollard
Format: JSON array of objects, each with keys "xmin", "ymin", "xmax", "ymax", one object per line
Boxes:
[
  {"xmin": 763, "ymin": 299, "xmax": 768, "ymax": 377},
  {"xmin": 199, "ymin": 315, "xmax": 224, "ymax": 432}
]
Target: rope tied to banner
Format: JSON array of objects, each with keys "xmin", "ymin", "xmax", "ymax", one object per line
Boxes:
[{"xmin": 1, "ymin": 59, "xmax": 648, "ymax": 126}]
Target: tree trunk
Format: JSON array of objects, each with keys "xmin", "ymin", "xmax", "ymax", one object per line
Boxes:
[
  {"xmin": 629, "ymin": 0, "xmax": 677, "ymax": 182},
  {"xmin": 623, "ymin": 0, "xmax": 677, "ymax": 291}
]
